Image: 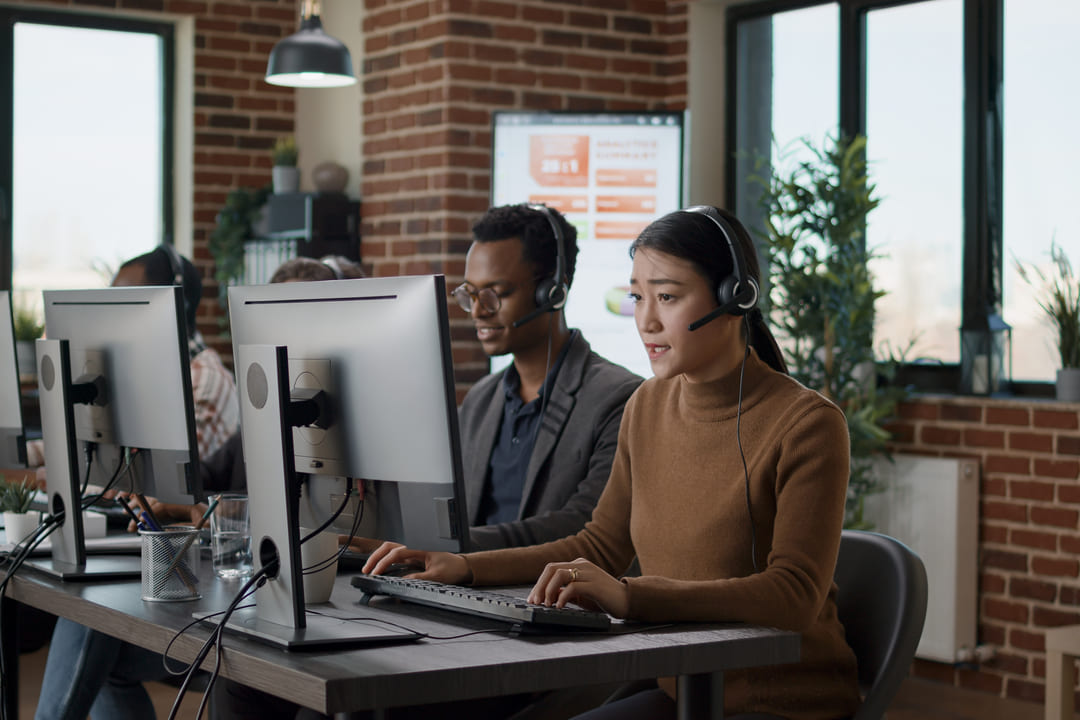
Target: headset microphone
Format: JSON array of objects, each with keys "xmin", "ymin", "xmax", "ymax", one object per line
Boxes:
[
  {"xmin": 688, "ymin": 284, "xmax": 757, "ymax": 332},
  {"xmin": 511, "ymin": 204, "xmax": 568, "ymax": 329}
]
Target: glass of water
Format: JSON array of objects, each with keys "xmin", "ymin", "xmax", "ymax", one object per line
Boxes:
[{"xmin": 210, "ymin": 494, "xmax": 253, "ymax": 579}]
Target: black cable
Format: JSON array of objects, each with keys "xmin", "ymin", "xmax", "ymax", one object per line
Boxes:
[
  {"xmin": 166, "ymin": 565, "xmax": 273, "ymax": 720},
  {"xmin": 299, "ymin": 484, "xmax": 355, "ymax": 544},
  {"xmin": 0, "ymin": 512, "xmax": 63, "ymax": 720},
  {"xmin": 79, "ymin": 441, "xmax": 97, "ymax": 496},
  {"xmin": 303, "ymin": 491, "xmax": 364, "ymax": 575},
  {"xmin": 736, "ymin": 315, "xmax": 757, "ymax": 573},
  {"xmin": 81, "ymin": 447, "xmax": 133, "ymax": 510}
]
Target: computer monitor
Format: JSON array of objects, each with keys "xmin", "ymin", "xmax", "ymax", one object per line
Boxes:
[
  {"xmin": 222, "ymin": 274, "xmax": 469, "ymax": 647},
  {"xmin": 30, "ymin": 285, "xmax": 200, "ymax": 579},
  {"xmin": 0, "ymin": 292, "xmax": 27, "ymax": 469}
]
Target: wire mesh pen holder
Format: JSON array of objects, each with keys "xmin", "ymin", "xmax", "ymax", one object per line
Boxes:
[{"xmin": 140, "ymin": 526, "xmax": 201, "ymax": 602}]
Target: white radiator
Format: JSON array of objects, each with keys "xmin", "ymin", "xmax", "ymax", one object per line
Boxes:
[{"xmin": 862, "ymin": 455, "xmax": 980, "ymax": 664}]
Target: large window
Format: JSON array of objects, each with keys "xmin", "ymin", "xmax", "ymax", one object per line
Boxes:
[
  {"xmin": 727, "ymin": 0, "xmax": 1057, "ymax": 392},
  {"xmin": 1, "ymin": 9, "xmax": 173, "ymax": 312},
  {"xmin": 865, "ymin": 0, "xmax": 963, "ymax": 364},
  {"xmin": 1001, "ymin": 0, "xmax": 1080, "ymax": 381}
]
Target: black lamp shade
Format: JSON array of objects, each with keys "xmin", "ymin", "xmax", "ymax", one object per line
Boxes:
[{"xmin": 265, "ymin": 16, "xmax": 356, "ymax": 88}]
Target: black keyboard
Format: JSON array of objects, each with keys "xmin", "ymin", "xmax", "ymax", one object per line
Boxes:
[{"xmin": 351, "ymin": 574, "xmax": 611, "ymax": 632}]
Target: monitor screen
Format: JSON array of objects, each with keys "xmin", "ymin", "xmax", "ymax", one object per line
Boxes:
[
  {"xmin": 228, "ymin": 274, "xmax": 468, "ymax": 553},
  {"xmin": 42, "ymin": 286, "xmax": 200, "ymax": 502},
  {"xmin": 0, "ymin": 291, "xmax": 27, "ymax": 469},
  {"xmin": 491, "ymin": 110, "xmax": 686, "ymax": 379},
  {"xmin": 224, "ymin": 274, "xmax": 468, "ymax": 646}
]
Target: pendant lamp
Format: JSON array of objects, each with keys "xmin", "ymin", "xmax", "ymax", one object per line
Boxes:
[{"xmin": 265, "ymin": 0, "xmax": 356, "ymax": 88}]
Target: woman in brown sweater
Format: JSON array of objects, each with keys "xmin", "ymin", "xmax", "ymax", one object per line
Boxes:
[{"xmin": 365, "ymin": 206, "xmax": 862, "ymax": 720}]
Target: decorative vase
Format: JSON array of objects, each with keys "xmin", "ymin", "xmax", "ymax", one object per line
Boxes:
[
  {"xmin": 312, "ymin": 162, "xmax": 348, "ymax": 194},
  {"xmin": 272, "ymin": 166, "xmax": 300, "ymax": 194},
  {"xmin": 1056, "ymin": 368, "xmax": 1080, "ymax": 402},
  {"xmin": 15, "ymin": 340, "xmax": 36, "ymax": 379},
  {"xmin": 3, "ymin": 510, "xmax": 42, "ymax": 544}
]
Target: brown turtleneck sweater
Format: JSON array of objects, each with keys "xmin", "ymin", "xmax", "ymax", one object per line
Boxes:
[{"xmin": 465, "ymin": 351, "xmax": 862, "ymax": 719}]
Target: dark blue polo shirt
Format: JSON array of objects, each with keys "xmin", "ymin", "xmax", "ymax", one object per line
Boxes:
[{"xmin": 479, "ymin": 331, "xmax": 578, "ymax": 526}]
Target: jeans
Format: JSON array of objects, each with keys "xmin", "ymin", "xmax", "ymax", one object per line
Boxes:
[{"xmin": 35, "ymin": 618, "xmax": 163, "ymax": 720}]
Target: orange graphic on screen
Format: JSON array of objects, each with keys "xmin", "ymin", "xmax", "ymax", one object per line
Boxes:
[
  {"xmin": 595, "ymin": 169, "xmax": 658, "ymax": 187},
  {"xmin": 595, "ymin": 195, "xmax": 657, "ymax": 214},
  {"xmin": 596, "ymin": 220, "xmax": 650, "ymax": 241},
  {"xmin": 530, "ymin": 135, "xmax": 589, "ymax": 187},
  {"xmin": 529, "ymin": 195, "xmax": 589, "ymax": 213}
]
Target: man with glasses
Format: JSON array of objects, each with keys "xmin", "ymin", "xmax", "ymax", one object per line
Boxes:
[{"xmin": 453, "ymin": 203, "xmax": 642, "ymax": 551}]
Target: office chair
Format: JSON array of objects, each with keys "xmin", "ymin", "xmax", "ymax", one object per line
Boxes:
[{"xmin": 834, "ymin": 529, "xmax": 929, "ymax": 720}]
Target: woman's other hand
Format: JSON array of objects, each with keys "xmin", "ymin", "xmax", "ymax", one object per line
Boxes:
[{"xmin": 527, "ymin": 558, "xmax": 630, "ymax": 618}]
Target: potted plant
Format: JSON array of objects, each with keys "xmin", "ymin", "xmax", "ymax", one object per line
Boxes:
[
  {"xmin": 0, "ymin": 474, "xmax": 41, "ymax": 543},
  {"xmin": 271, "ymin": 135, "xmax": 300, "ymax": 194},
  {"xmin": 751, "ymin": 133, "xmax": 909, "ymax": 529},
  {"xmin": 12, "ymin": 295, "xmax": 44, "ymax": 379},
  {"xmin": 1015, "ymin": 242, "xmax": 1080, "ymax": 401},
  {"xmin": 208, "ymin": 185, "xmax": 271, "ymax": 310}
]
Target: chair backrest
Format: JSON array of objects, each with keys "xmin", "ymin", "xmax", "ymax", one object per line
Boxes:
[{"xmin": 834, "ymin": 530, "xmax": 928, "ymax": 720}]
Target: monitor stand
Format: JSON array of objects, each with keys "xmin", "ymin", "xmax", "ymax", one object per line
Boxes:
[
  {"xmin": 23, "ymin": 339, "xmax": 141, "ymax": 580},
  {"xmin": 197, "ymin": 344, "xmax": 417, "ymax": 649}
]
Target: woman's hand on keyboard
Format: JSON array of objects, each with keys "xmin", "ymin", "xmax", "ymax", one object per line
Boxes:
[
  {"xmin": 528, "ymin": 559, "xmax": 630, "ymax": 619},
  {"xmin": 362, "ymin": 541, "xmax": 472, "ymax": 585}
]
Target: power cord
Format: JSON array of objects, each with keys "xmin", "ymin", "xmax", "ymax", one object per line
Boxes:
[
  {"xmin": 303, "ymin": 490, "xmax": 364, "ymax": 576},
  {"xmin": 165, "ymin": 563, "xmax": 274, "ymax": 720}
]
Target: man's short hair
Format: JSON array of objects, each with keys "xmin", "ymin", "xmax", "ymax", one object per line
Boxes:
[{"xmin": 471, "ymin": 204, "xmax": 578, "ymax": 289}]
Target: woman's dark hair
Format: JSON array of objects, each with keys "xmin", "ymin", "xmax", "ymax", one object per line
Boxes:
[
  {"xmin": 269, "ymin": 257, "xmax": 338, "ymax": 284},
  {"xmin": 472, "ymin": 203, "xmax": 578, "ymax": 289},
  {"xmin": 630, "ymin": 206, "xmax": 788, "ymax": 374}
]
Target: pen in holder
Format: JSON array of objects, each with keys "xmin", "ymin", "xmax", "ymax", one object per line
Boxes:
[{"xmin": 140, "ymin": 526, "xmax": 201, "ymax": 602}]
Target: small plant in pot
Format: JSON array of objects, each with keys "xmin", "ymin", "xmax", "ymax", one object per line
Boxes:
[
  {"xmin": 0, "ymin": 474, "xmax": 41, "ymax": 543},
  {"xmin": 1015, "ymin": 242, "xmax": 1080, "ymax": 401},
  {"xmin": 271, "ymin": 136, "xmax": 300, "ymax": 194}
]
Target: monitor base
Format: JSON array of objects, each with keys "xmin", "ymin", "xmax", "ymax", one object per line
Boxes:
[{"xmin": 193, "ymin": 606, "xmax": 422, "ymax": 650}]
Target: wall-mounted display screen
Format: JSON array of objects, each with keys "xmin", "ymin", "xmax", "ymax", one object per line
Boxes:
[{"xmin": 491, "ymin": 111, "xmax": 686, "ymax": 378}]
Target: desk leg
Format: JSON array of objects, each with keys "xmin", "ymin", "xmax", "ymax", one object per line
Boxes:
[
  {"xmin": 1045, "ymin": 646, "xmax": 1074, "ymax": 720},
  {"xmin": 1, "ymin": 596, "xmax": 18, "ymax": 720},
  {"xmin": 678, "ymin": 671, "xmax": 724, "ymax": 720}
]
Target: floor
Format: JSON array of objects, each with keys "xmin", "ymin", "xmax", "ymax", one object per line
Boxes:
[{"xmin": 15, "ymin": 644, "xmax": 1064, "ymax": 720}]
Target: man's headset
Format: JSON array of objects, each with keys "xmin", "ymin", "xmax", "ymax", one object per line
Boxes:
[
  {"xmin": 156, "ymin": 242, "xmax": 195, "ymax": 327},
  {"xmin": 511, "ymin": 203, "xmax": 569, "ymax": 329},
  {"xmin": 684, "ymin": 205, "xmax": 759, "ymax": 332}
]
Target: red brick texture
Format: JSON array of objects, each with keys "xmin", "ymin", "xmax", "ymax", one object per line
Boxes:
[
  {"xmin": 892, "ymin": 396, "xmax": 1080, "ymax": 705},
  {"xmin": 359, "ymin": 0, "xmax": 688, "ymax": 397}
]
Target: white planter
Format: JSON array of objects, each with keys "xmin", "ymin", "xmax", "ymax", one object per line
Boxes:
[
  {"xmin": 272, "ymin": 166, "xmax": 300, "ymax": 194},
  {"xmin": 3, "ymin": 510, "xmax": 42, "ymax": 544},
  {"xmin": 1057, "ymin": 368, "xmax": 1080, "ymax": 402}
]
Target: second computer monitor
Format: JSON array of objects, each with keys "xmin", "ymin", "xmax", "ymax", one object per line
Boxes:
[
  {"xmin": 228, "ymin": 274, "xmax": 469, "ymax": 554},
  {"xmin": 42, "ymin": 286, "xmax": 201, "ymax": 504},
  {"xmin": 0, "ymin": 291, "xmax": 27, "ymax": 469}
]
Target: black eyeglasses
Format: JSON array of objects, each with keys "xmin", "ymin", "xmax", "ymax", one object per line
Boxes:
[{"xmin": 451, "ymin": 283, "xmax": 501, "ymax": 314}]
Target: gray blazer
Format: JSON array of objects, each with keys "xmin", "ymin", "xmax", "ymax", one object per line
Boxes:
[{"xmin": 459, "ymin": 333, "xmax": 642, "ymax": 550}]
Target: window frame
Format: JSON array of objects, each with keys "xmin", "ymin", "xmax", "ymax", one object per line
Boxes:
[
  {"xmin": 0, "ymin": 7, "xmax": 175, "ymax": 291},
  {"xmin": 725, "ymin": 0, "xmax": 1010, "ymax": 395}
]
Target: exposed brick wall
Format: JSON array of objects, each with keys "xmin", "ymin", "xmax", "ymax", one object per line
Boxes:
[
  {"xmin": 888, "ymin": 395, "xmax": 1080, "ymax": 706},
  {"xmin": 359, "ymin": 0, "xmax": 688, "ymax": 399},
  {"xmin": 6, "ymin": 0, "xmax": 300, "ymax": 359}
]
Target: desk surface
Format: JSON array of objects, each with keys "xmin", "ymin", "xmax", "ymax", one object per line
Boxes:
[{"xmin": 5, "ymin": 559, "xmax": 800, "ymax": 715}]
